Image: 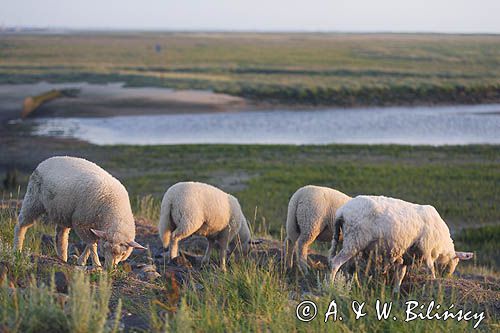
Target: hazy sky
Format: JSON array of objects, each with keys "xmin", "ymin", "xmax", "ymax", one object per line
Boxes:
[{"xmin": 2, "ymin": 0, "xmax": 499, "ymax": 33}]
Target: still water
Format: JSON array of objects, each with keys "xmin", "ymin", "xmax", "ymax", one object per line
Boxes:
[{"xmin": 31, "ymin": 104, "xmax": 500, "ymax": 145}]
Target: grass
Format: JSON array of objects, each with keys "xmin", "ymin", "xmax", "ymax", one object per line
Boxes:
[
  {"xmin": 0, "ymin": 270, "xmax": 118, "ymax": 333},
  {"xmin": 149, "ymin": 259, "xmax": 496, "ymax": 332},
  {"xmin": 455, "ymin": 225, "xmax": 500, "ymax": 268},
  {"xmin": 1, "ymin": 33, "xmax": 499, "ymax": 105}
]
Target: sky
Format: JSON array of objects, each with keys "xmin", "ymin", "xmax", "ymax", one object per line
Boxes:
[{"xmin": 1, "ymin": 0, "xmax": 500, "ymax": 33}]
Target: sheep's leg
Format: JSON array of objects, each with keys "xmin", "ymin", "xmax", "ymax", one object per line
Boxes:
[
  {"xmin": 169, "ymin": 237, "xmax": 180, "ymax": 260},
  {"xmin": 217, "ymin": 229, "xmax": 230, "ymax": 272},
  {"xmin": 297, "ymin": 232, "xmax": 318, "ymax": 273},
  {"xmin": 425, "ymin": 257, "xmax": 436, "ymax": 279},
  {"xmin": 14, "ymin": 181, "xmax": 45, "ymax": 251},
  {"xmin": 169, "ymin": 226, "xmax": 193, "ymax": 260},
  {"xmin": 283, "ymin": 237, "xmax": 296, "ymax": 270},
  {"xmin": 393, "ymin": 258, "xmax": 407, "ymax": 293},
  {"xmin": 89, "ymin": 243, "xmax": 102, "ymax": 267},
  {"xmin": 77, "ymin": 245, "xmax": 91, "ymax": 266},
  {"xmin": 201, "ymin": 239, "xmax": 215, "ymax": 265},
  {"xmin": 13, "ymin": 220, "xmax": 35, "ymax": 251},
  {"xmin": 329, "ymin": 248, "xmax": 356, "ymax": 284},
  {"xmin": 55, "ymin": 226, "xmax": 71, "ymax": 262},
  {"xmin": 13, "ymin": 206, "xmax": 42, "ymax": 251},
  {"xmin": 161, "ymin": 229, "xmax": 171, "ymax": 250}
]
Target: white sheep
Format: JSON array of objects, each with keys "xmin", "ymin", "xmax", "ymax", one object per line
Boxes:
[
  {"xmin": 284, "ymin": 185, "xmax": 351, "ymax": 272},
  {"xmin": 13, "ymin": 156, "xmax": 146, "ymax": 269},
  {"xmin": 158, "ymin": 181, "xmax": 250, "ymax": 271},
  {"xmin": 329, "ymin": 195, "xmax": 474, "ymax": 292}
]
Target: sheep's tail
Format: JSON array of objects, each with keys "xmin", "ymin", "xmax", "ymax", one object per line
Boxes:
[
  {"xmin": 158, "ymin": 199, "xmax": 173, "ymax": 249},
  {"xmin": 329, "ymin": 214, "xmax": 344, "ymax": 258},
  {"xmin": 285, "ymin": 193, "xmax": 300, "ymax": 237}
]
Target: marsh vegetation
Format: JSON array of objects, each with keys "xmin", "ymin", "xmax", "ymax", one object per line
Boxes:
[{"xmin": 1, "ymin": 33, "xmax": 499, "ymax": 106}]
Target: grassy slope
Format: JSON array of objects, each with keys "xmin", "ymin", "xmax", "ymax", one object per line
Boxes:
[
  {"xmin": 4, "ymin": 144, "xmax": 499, "ymax": 264},
  {"xmin": 1, "ymin": 33, "xmax": 499, "ymax": 105},
  {"xmin": 106, "ymin": 144, "xmax": 500, "ymax": 269},
  {"xmin": 1, "ymin": 144, "xmax": 499, "ymax": 331}
]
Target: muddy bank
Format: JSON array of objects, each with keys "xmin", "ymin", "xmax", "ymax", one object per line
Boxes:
[{"xmin": 0, "ymin": 82, "xmax": 248, "ymax": 121}]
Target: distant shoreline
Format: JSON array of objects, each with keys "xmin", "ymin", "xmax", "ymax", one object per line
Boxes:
[
  {"xmin": 1, "ymin": 76, "xmax": 500, "ymax": 114},
  {"xmin": 2, "ymin": 33, "xmax": 499, "ymax": 110}
]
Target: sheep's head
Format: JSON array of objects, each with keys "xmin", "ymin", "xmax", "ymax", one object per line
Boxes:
[
  {"xmin": 436, "ymin": 251, "xmax": 474, "ymax": 276},
  {"xmin": 91, "ymin": 229, "xmax": 146, "ymax": 269}
]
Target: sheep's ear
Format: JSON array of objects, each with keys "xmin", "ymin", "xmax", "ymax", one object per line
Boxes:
[
  {"xmin": 127, "ymin": 240, "xmax": 147, "ymax": 250},
  {"xmin": 90, "ymin": 229, "xmax": 107, "ymax": 239},
  {"xmin": 454, "ymin": 251, "xmax": 474, "ymax": 260}
]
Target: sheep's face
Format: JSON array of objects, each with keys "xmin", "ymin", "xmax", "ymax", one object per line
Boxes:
[
  {"xmin": 436, "ymin": 255, "xmax": 459, "ymax": 277},
  {"xmin": 90, "ymin": 229, "xmax": 146, "ymax": 270},
  {"xmin": 101, "ymin": 242, "xmax": 135, "ymax": 269}
]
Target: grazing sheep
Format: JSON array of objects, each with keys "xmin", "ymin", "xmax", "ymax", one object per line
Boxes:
[
  {"xmin": 159, "ymin": 181, "xmax": 250, "ymax": 271},
  {"xmin": 284, "ymin": 185, "xmax": 351, "ymax": 272},
  {"xmin": 13, "ymin": 156, "xmax": 146, "ymax": 269},
  {"xmin": 329, "ymin": 195, "xmax": 474, "ymax": 292}
]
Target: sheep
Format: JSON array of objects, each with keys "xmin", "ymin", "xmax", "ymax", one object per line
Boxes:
[
  {"xmin": 329, "ymin": 195, "xmax": 474, "ymax": 292},
  {"xmin": 158, "ymin": 181, "xmax": 251, "ymax": 271},
  {"xmin": 284, "ymin": 185, "xmax": 351, "ymax": 272},
  {"xmin": 13, "ymin": 156, "xmax": 146, "ymax": 269}
]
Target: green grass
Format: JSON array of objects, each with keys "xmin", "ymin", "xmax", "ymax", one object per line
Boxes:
[
  {"xmin": 1, "ymin": 33, "xmax": 499, "ymax": 105},
  {"xmin": 455, "ymin": 225, "xmax": 500, "ymax": 268}
]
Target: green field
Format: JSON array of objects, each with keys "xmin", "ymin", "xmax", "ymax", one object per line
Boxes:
[{"xmin": 1, "ymin": 33, "xmax": 500, "ymax": 105}]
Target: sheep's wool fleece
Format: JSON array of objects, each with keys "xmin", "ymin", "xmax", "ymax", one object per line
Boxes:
[
  {"xmin": 337, "ymin": 195, "xmax": 455, "ymax": 258},
  {"xmin": 28, "ymin": 156, "xmax": 135, "ymax": 244},
  {"xmin": 288, "ymin": 185, "xmax": 351, "ymax": 241},
  {"xmin": 161, "ymin": 182, "xmax": 244, "ymax": 237}
]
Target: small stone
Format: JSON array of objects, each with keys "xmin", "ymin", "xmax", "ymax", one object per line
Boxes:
[
  {"xmin": 137, "ymin": 269, "xmax": 161, "ymax": 282},
  {"xmin": 54, "ymin": 271, "xmax": 69, "ymax": 294}
]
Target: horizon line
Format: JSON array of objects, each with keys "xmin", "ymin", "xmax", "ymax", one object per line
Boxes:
[{"xmin": 1, "ymin": 26, "xmax": 500, "ymax": 36}]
